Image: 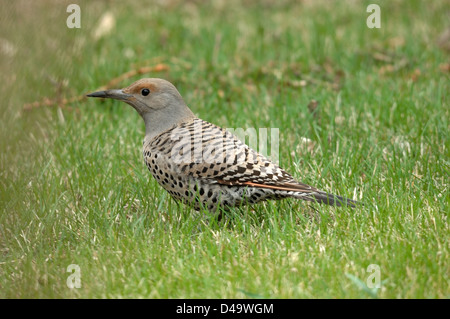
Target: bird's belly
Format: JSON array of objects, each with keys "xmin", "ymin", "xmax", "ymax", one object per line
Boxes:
[{"xmin": 143, "ymin": 147, "xmax": 289, "ymax": 211}]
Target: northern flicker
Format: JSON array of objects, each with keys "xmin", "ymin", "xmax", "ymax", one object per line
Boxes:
[{"xmin": 87, "ymin": 78, "xmax": 359, "ymax": 212}]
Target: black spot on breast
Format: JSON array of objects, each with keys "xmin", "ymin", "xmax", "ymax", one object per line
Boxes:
[{"xmin": 237, "ymin": 166, "xmax": 246, "ymax": 174}]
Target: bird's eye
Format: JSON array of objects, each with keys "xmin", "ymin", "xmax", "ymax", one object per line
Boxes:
[{"xmin": 141, "ymin": 88, "xmax": 150, "ymax": 96}]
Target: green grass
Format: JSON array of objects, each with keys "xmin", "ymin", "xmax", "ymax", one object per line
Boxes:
[{"xmin": 0, "ymin": 0, "xmax": 448, "ymax": 298}]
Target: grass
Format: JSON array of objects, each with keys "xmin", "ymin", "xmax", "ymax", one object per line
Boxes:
[{"xmin": 0, "ymin": 0, "xmax": 448, "ymax": 298}]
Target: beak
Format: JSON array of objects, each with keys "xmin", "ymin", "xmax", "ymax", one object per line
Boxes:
[{"xmin": 86, "ymin": 89, "xmax": 132, "ymax": 101}]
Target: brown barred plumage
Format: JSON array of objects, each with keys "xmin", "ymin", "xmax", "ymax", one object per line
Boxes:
[{"xmin": 88, "ymin": 78, "xmax": 359, "ymax": 212}]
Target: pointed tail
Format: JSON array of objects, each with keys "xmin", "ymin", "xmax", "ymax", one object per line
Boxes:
[{"xmin": 295, "ymin": 191, "xmax": 361, "ymax": 208}]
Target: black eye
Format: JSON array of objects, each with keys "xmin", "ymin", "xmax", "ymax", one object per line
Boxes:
[{"xmin": 141, "ymin": 88, "xmax": 150, "ymax": 96}]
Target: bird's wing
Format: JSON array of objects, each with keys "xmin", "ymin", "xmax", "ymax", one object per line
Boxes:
[
  {"xmin": 150, "ymin": 118, "xmax": 358, "ymax": 207},
  {"xmin": 153, "ymin": 118, "xmax": 318, "ymax": 193}
]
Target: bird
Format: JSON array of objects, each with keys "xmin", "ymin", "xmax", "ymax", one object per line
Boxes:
[{"xmin": 87, "ymin": 78, "xmax": 359, "ymax": 213}]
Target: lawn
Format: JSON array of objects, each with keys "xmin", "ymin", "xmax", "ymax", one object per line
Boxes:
[{"xmin": 0, "ymin": 0, "xmax": 448, "ymax": 298}]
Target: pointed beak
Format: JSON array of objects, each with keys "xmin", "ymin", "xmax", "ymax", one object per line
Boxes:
[{"xmin": 86, "ymin": 89, "xmax": 132, "ymax": 101}]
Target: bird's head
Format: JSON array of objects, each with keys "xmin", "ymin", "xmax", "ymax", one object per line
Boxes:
[
  {"xmin": 87, "ymin": 78, "xmax": 195, "ymax": 138},
  {"xmin": 87, "ymin": 78, "xmax": 188, "ymax": 117}
]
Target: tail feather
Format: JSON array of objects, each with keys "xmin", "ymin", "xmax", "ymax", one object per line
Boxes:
[
  {"xmin": 294, "ymin": 191, "xmax": 361, "ymax": 208},
  {"xmin": 234, "ymin": 180, "xmax": 361, "ymax": 208}
]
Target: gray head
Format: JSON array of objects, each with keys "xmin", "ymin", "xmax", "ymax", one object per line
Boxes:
[{"xmin": 87, "ymin": 78, "xmax": 196, "ymax": 139}]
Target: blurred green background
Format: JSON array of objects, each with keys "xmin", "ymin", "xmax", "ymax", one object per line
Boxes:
[{"xmin": 0, "ymin": 0, "xmax": 448, "ymax": 298}]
